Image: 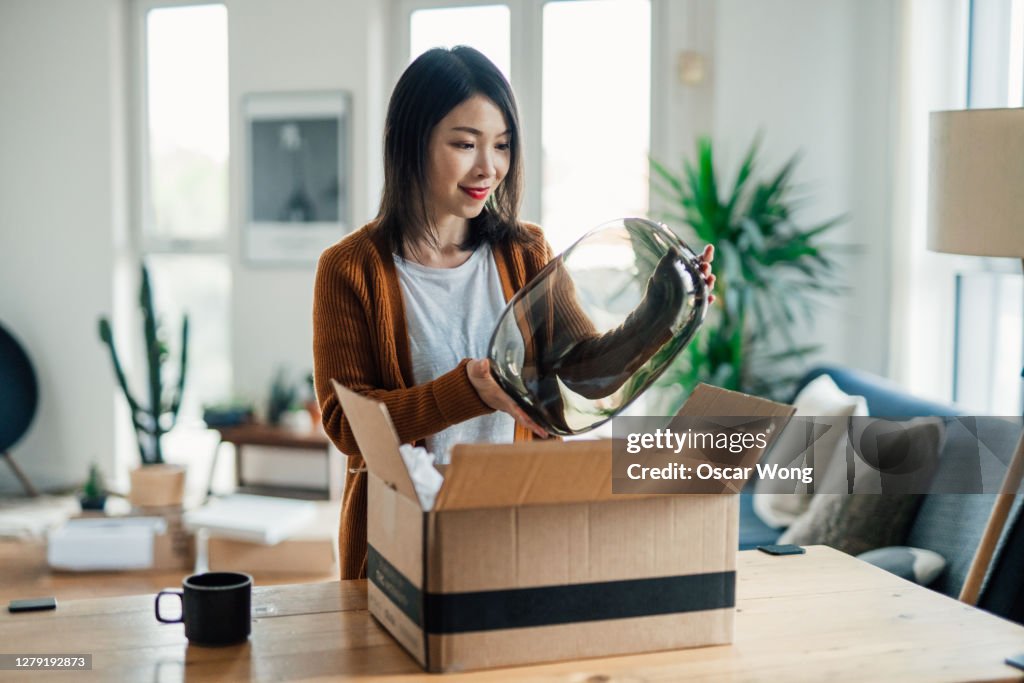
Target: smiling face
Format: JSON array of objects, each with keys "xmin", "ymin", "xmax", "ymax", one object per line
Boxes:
[{"xmin": 424, "ymin": 95, "xmax": 511, "ymax": 231}]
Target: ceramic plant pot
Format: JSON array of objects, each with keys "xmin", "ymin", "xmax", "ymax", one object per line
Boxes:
[{"xmin": 129, "ymin": 463, "xmax": 186, "ymax": 508}]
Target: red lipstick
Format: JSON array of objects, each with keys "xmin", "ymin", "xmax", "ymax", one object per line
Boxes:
[{"xmin": 460, "ymin": 186, "xmax": 489, "ymax": 200}]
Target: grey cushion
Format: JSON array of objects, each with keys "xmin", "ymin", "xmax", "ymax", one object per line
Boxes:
[
  {"xmin": 777, "ymin": 418, "xmax": 944, "ymax": 556},
  {"xmin": 779, "ymin": 493, "xmax": 923, "ymax": 556},
  {"xmin": 858, "ymin": 546, "xmax": 946, "ymax": 586}
]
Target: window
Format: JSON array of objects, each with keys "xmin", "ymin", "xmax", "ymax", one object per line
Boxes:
[
  {"xmin": 133, "ymin": 2, "xmax": 230, "ymax": 472},
  {"xmin": 955, "ymin": 0, "xmax": 1024, "ymax": 413},
  {"xmin": 540, "ymin": 0, "xmax": 650, "ymax": 252},
  {"xmin": 402, "ymin": 0, "xmax": 651, "ymax": 251},
  {"xmin": 955, "ymin": 273, "xmax": 1023, "ymax": 412},
  {"xmin": 410, "ymin": 5, "xmax": 511, "ymax": 80},
  {"xmin": 144, "ymin": 3, "xmax": 228, "ymax": 244}
]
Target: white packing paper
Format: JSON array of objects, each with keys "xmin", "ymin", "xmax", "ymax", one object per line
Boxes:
[{"xmin": 398, "ymin": 444, "xmax": 444, "ymax": 511}]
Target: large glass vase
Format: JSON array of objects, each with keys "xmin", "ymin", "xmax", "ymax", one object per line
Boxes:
[{"xmin": 488, "ymin": 217, "xmax": 709, "ymax": 435}]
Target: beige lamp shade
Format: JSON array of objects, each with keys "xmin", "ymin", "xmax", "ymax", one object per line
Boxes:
[{"xmin": 927, "ymin": 108, "xmax": 1024, "ymax": 258}]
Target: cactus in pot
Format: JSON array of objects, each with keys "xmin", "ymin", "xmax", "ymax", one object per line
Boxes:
[
  {"xmin": 79, "ymin": 463, "xmax": 108, "ymax": 511},
  {"xmin": 97, "ymin": 264, "xmax": 188, "ymax": 467}
]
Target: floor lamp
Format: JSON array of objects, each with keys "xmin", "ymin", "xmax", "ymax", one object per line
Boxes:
[{"xmin": 927, "ymin": 107, "xmax": 1024, "ymax": 605}]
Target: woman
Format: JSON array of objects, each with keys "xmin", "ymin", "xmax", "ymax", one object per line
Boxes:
[{"xmin": 313, "ymin": 46, "xmax": 715, "ymax": 579}]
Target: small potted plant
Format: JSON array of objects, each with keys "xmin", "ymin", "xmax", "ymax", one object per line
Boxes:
[
  {"xmin": 97, "ymin": 264, "xmax": 188, "ymax": 508},
  {"xmin": 202, "ymin": 399, "xmax": 255, "ymax": 428},
  {"xmin": 79, "ymin": 463, "xmax": 107, "ymax": 512},
  {"xmin": 266, "ymin": 367, "xmax": 298, "ymax": 426}
]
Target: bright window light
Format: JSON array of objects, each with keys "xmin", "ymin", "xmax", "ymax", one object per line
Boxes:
[
  {"xmin": 1010, "ymin": 0, "xmax": 1024, "ymax": 105},
  {"xmin": 146, "ymin": 4, "xmax": 229, "ymax": 240},
  {"xmin": 541, "ymin": 0, "xmax": 651, "ymax": 252},
  {"xmin": 956, "ymin": 272, "xmax": 1023, "ymax": 414},
  {"xmin": 410, "ymin": 5, "xmax": 511, "ymax": 80},
  {"xmin": 145, "ymin": 254, "xmax": 232, "ymax": 424}
]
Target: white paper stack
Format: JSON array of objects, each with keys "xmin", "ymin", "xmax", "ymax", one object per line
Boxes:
[
  {"xmin": 47, "ymin": 517, "xmax": 167, "ymax": 571},
  {"xmin": 183, "ymin": 494, "xmax": 317, "ymax": 545}
]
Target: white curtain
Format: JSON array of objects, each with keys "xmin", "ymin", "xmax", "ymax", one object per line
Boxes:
[{"xmin": 887, "ymin": 0, "xmax": 970, "ymax": 401}]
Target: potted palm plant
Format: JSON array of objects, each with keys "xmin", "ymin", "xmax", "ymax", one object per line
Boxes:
[
  {"xmin": 650, "ymin": 136, "xmax": 849, "ymax": 411},
  {"xmin": 97, "ymin": 264, "xmax": 189, "ymax": 508}
]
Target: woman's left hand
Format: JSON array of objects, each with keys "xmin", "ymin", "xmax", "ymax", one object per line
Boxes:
[{"xmin": 699, "ymin": 244, "xmax": 716, "ymax": 304}]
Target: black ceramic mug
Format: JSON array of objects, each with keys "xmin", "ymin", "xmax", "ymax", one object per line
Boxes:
[{"xmin": 155, "ymin": 572, "xmax": 252, "ymax": 646}]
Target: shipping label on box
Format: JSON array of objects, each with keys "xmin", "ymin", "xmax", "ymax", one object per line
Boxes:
[{"xmin": 335, "ymin": 381, "xmax": 793, "ymax": 672}]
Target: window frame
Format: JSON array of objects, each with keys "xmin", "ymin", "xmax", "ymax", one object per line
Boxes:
[
  {"xmin": 121, "ymin": 0, "xmax": 234, "ymax": 488},
  {"xmin": 394, "ymin": 0, "xmax": 544, "ymax": 222},
  {"xmin": 131, "ymin": 0, "xmax": 230, "ymax": 256},
  {"xmin": 393, "ymin": 0, "xmax": 656, "ymax": 227}
]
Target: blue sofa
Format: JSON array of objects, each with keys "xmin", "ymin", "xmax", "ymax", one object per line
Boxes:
[{"xmin": 738, "ymin": 365, "xmax": 1024, "ymax": 624}]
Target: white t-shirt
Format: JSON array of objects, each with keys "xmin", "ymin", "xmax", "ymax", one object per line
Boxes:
[{"xmin": 393, "ymin": 245, "xmax": 515, "ymax": 463}]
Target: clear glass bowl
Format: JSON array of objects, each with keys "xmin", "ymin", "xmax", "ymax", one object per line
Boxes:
[{"xmin": 488, "ymin": 217, "xmax": 709, "ymax": 435}]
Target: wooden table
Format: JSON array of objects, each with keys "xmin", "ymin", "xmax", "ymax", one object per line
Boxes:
[
  {"xmin": 0, "ymin": 539, "xmax": 336, "ymax": 606},
  {"xmin": 208, "ymin": 424, "xmax": 342, "ymax": 501},
  {"xmin": 2, "ymin": 547, "xmax": 1023, "ymax": 682}
]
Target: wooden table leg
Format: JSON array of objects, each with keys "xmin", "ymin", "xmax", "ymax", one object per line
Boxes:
[
  {"xmin": 235, "ymin": 443, "xmax": 244, "ymax": 490},
  {"xmin": 2, "ymin": 451, "xmax": 39, "ymax": 497},
  {"xmin": 204, "ymin": 439, "xmax": 224, "ymax": 503}
]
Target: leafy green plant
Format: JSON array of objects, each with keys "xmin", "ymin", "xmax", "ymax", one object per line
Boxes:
[
  {"xmin": 267, "ymin": 367, "xmax": 299, "ymax": 425},
  {"xmin": 650, "ymin": 136, "xmax": 847, "ymax": 409},
  {"xmin": 97, "ymin": 264, "xmax": 188, "ymax": 465}
]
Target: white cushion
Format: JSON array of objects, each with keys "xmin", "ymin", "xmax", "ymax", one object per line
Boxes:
[
  {"xmin": 752, "ymin": 374, "xmax": 868, "ymax": 528},
  {"xmin": 857, "ymin": 546, "xmax": 946, "ymax": 586}
]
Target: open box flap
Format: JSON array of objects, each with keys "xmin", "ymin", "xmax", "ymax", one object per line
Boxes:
[
  {"xmin": 432, "ymin": 438, "xmax": 630, "ymax": 511},
  {"xmin": 331, "ymin": 380, "xmax": 418, "ymax": 504},
  {"xmin": 681, "ymin": 383, "xmax": 796, "ymax": 421},
  {"xmin": 434, "ymin": 439, "xmax": 629, "ymax": 511},
  {"xmin": 434, "ymin": 383, "xmax": 795, "ymax": 512},
  {"xmin": 677, "ymin": 383, "xmax": 796, "ymax": 484}
]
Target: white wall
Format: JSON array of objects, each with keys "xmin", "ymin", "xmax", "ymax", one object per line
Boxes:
[
  {"xmin": 710, "ymin": 0, "xmax": 897, "ymax": 376},
  {"xmin": 654, "ymin": 0, "xmax": 898, "ymax": 378},
  {"xmin": 651, "ymin": 0, "xmax": 716, "ymax": 168},
  {"xmin": 227, "ymin": 0, "xmax": 389, "ymax": 403},
  {"xmin": 0, "ymin": 0, "xmax": 128, "ymax": 495}
]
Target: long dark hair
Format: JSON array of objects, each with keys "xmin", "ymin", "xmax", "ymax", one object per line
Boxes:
[{"xmin": 377, "ymin": 46, "xmax": 527, "ymax": 256}]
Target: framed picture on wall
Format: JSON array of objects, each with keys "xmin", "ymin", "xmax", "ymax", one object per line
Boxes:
[{"xmin": 243, "ymin": 90, "xmax": 351, "ymax": 265}]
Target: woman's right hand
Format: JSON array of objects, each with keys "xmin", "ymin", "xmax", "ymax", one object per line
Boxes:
[{"xmin": 466, "ymin": 358, "xmax": 548, "ymax": 438}]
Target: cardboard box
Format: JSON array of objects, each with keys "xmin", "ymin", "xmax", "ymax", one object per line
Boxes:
[
  {"xmin": 335, "ymin": 381, "xmax": 794, "ymax": 672},
  {"xmin": 139, "ymin": 506, "xmax": 195, "ymax": 571},
  {"xmin": 51, "ymin": 509, "xmax": 194, "ymax": 572},
  {"xmin": 152, "ymin": 520, "xmax": 195, "ymax": 571}
]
